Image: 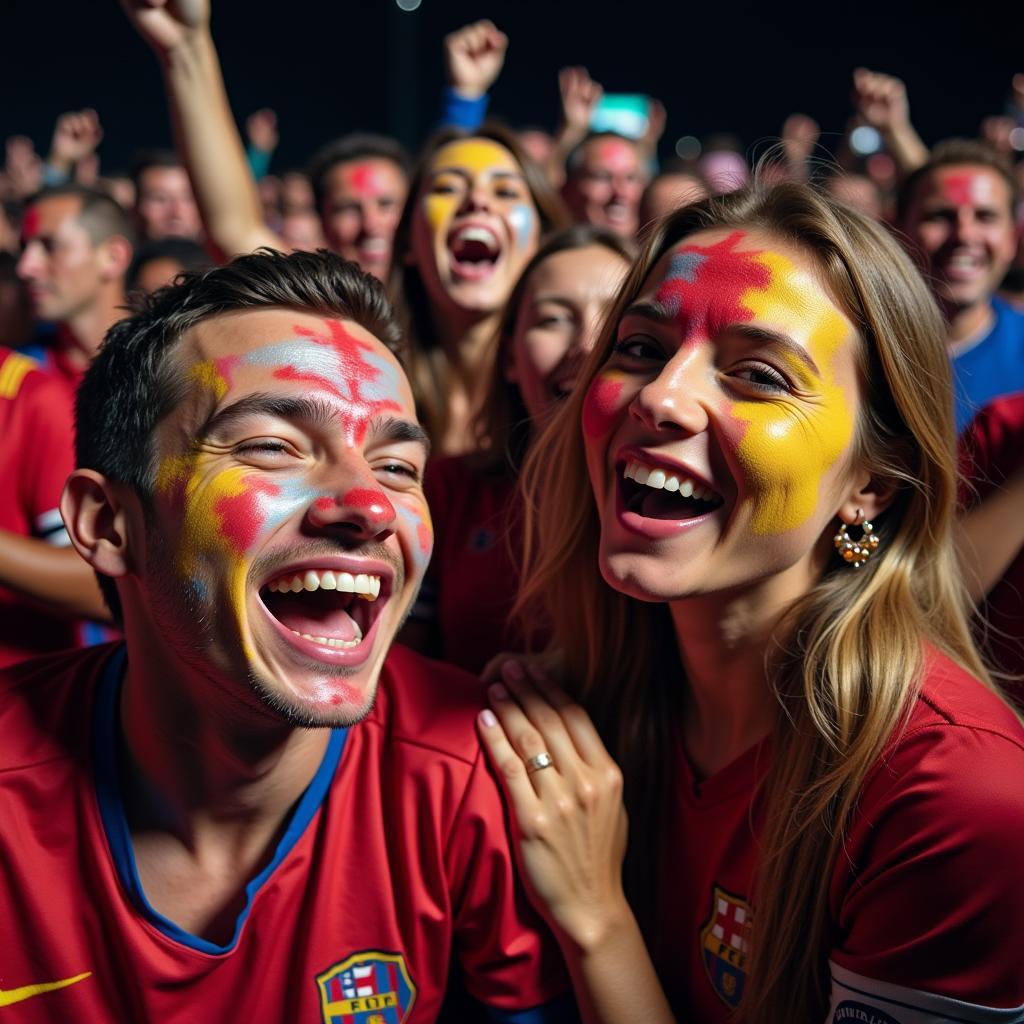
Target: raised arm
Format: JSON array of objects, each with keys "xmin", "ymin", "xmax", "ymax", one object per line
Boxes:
[
  {"xmin": 547, "ymin": 67, "xmax": 604, "ymax": 189},
  {"xmin": 851, "ymin": 68, "xmax": 929, "ymax": 177},
  {"xmin": 121, "ymin": 0, "xmax": 282, "ymax": 260}
]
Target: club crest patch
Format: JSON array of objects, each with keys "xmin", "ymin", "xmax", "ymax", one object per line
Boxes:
[
  {"xmin": 316, "ymin": 951, "xmax": 417, "ymax": 1024},
  {"xmin": 700, "ymin": 884, "xmax": 753, "ymax": 1009}
]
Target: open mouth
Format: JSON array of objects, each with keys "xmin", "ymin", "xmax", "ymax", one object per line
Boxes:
[
  {"xmin": 620, "ymin": 457, "xmax": 723, "ymax": 520},
  {"xmin": 447, "ymin": 225, "xmax": 502, "ymax": 279},
  {"xmin": 259, "ymin": 567, "xmax": 388, "ymax": 651}
]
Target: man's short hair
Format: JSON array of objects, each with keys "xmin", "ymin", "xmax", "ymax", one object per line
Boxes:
[
  {"xmin": 307, "ymin": 134, "xmax": 411, "ymax": 212},
  {"xmin": 27, "ymin": 184, "xmax": 136, "ymax": 250},
  {"xmin": 126, "ymin": 237, "xmax": 213, "ymax": 293},
  {"xmin": 565, "ymin": 131, "xmax": 640, "ymax": 175},
  {"xmin": 76, "ymin": 248, "xmax": 404, "ymax": 619},
  {"xmin": 130, "ymin": 149, "xmax": 185, "ymax": 192},
  {"xmin": 896, "ymin": 138, "xmax": 1020, "ymax": 223}
]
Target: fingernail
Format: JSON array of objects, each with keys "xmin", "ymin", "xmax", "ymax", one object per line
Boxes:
[
  {"xmin": 489, "ymin": 682, "xmax": 509, "ymax": 701},
  {"xmin": 479, "ymin": 708, "xmax": 497, "ymax": 728},
  {"xmin": 502, "ymin": 660, "xmax": 525, "ymax": 682}
]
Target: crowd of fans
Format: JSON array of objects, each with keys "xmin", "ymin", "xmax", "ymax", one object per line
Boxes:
[{"xmin": 2, "ymin": 4, "xmax": 1024, "ymax": 1020}]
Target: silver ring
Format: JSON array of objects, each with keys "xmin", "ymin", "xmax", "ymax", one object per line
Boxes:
[{"xmin": 526, "ymin": 752, "xmax": 554, "ymax": 774}]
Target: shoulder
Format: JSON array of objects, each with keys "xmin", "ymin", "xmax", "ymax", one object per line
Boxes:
[
  {"xmin": 370, "ymin": 644, "xmax": 487, "ymax": 766},
  {"xmin": 992, "ymin": 295, "xmax": 1024, "ymax": 333},
  {"xmin": 0, "ymin": 644, "xmax": 118, "ymax": 774}
]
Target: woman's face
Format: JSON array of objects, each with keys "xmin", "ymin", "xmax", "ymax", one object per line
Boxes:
[
  {"xmin": 581, "ymin": 227, "xmax": 866, "ymax": 603},
  {"xmin": 507, "ymin": 244, "xmax": 629, "ymax": 430},
  {"xmin": 410, "ymin": 138, "xmax": 541, "ymax": 316}
]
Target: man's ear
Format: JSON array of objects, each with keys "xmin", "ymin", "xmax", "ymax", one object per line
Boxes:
[
  {"xmin": 60, "ymin": 470, "xmax": 137, "ymax": 579},
  {"xmin": 836, "ymin": 467, "xmax": 899, "ymax": 527},
  {"xmin": 98, "ymin": 234, "xmax": 133, "ymax": 283}
]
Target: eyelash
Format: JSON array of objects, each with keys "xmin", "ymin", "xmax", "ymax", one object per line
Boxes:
[
  {"xmin": 612, "ymin": 336, "xmax": 663, "ymax": 361},
  {"xmin": 236, "ymin": 440, "xmax": 290, "ymax": 455},
  {"xmin": 730, "ymin": 364, "xmax": 792, "ymax": 393},
  {"xmin": 377, "ymin": 462, "xmax": 421, "ymax": 483}
]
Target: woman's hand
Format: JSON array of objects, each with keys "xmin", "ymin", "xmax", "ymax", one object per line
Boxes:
[{"xmin": 477, "ymin": 660, "xmax": 630, "ymax": 952}]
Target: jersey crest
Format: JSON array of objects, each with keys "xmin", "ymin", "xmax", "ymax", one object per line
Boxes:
[
  {"xmin": 316, "ymin": 951, "xmax": 417, "ymax": 1024},
  {"xmin": 700, "ymin": 884, "xmax": 753, "ymax": 1009}
]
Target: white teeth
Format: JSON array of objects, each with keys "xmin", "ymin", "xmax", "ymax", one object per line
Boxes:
[
  {"xmin": 455, "ymin": 226, "xmax": 498, "ymax": 250},
  {"xmin": 622, "ymin": 459, "xmax": 716, "ymax": 503},
  {"xmin": 290, "ymin": 626, "xmax": 362, "ymax": 648},
  {"xmin": 267, "ymin": 569, "xmax": 382, "ymax": 599}
]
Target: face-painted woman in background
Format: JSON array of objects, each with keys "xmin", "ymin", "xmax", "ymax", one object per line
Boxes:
[
  {"xmin": 401, "ymin": 225, "xmax": 633, "ymax": 674},
  {"xmin": 389, "ymin": 126, "xmax": 568, "ymax": 456},
  {"xmin": 477, "ymin": 183, "xmax": 1024, "ymax": 1022}
]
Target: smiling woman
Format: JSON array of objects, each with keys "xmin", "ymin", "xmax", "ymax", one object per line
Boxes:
[
  {"xmin": 478, "ymin": 182, "xmax": 1024, "ymax": 1021},
  {"xmin": 389, "ymin": 124, "xmax": 568, "ymax": 455}
]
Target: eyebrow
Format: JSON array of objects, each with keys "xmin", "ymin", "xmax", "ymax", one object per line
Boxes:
[
  {"xmin": 620, "ymin": 303, "xmax": 822, "ymax": 377},
  {"xmin": 198, "ymin": 394, "xmax": 339, "ymax": 439},
  {"xmin": 369, "ymin": 415, "xmax": 432, "ymax": 458},
  {"xmin": 429, "ymin": 167, "xmax": 525, "ymax": 184}
]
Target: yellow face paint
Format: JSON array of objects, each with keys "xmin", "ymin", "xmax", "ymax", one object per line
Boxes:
[{"xmin": 730, "ymin": 249, "xmax": 855, "ymax": 534}]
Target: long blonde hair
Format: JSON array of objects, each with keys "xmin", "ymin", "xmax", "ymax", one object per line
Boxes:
[{"xmin": 517, "ymin": 182, "xmax": 1000, "ymax": 1020}]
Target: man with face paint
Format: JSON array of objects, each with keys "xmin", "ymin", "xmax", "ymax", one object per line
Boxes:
[
  {"xmin": 898, "ymin": 138, "xmax": 1024, "ymax": 433},
  {"xmin": 0, "ymin": 250, "xmax": 568, "ymax": 1020},
  {"xmin": 562, "ymin": 132, "xmax": 647, "ymax": 239}
]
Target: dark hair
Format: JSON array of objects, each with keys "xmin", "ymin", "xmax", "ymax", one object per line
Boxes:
[
  {"xmin": 77, "ymin": 248, "xmax": 403, "ymax": 620},
  {"xmin": 389, "ymin": 121, "xmax": 570, "ymax": 445},
  {"xmin": 127, "ymin": 237, "xmax": 213, "ymax": 293},
  {"xmin": 130, "ymin": 149, "xmax": 184, "ymax": 191},
  {"xmin": 896, "ymin": 137, "xmax": 1019, "ymax": 223},
  {"xmin": 473, "ymin": 224, "xmax": 635, "ymax": 473},
  {"xmin": 565, "ymin": 131, "xmax": 641, "ymax": 175},
  {"xmin": 26, "ymin": 184, "xmax": 136, "ymax": 250},
  {"xmin": 308, "ymin": 133, "xmax": 411, "ymax": 214}
]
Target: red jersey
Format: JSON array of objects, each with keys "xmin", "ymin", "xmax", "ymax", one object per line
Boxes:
[
  {"xmin": 0, "ymin": 643, "xmax": 569, "ymax": 1022},
  {"xmin": 650, "ymin": 651, "xmax": 1024, "ymax": 1020},
  {"xmin": 960, "ymin": 391, "xmax": 1024, "ymax": 686},
  {"xmin": 415, "ymin": 456, "xmax": 526, "ymax": 674},
  {"xmin": 0, "ymin": 346, "xmax": 78, "ymax": 666}
]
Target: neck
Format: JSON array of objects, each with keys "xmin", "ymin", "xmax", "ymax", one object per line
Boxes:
[
  {"xmin": 670, "ymin": 559, "xmax": 821, "ymax": 777},
  {"xmin": 430, "ymin": 304, "xmax": 501, "ymax": 455},
  {"xmin": 118, "ymin": 638, "xmax": 329, "ymax": 854},
  {"xmin": 945, "ymin": 298, "xmax": 995, "ymax": 350},
  {"xmin": 60, "ymin": 284, "xmax": 127, "ymax": 366}
]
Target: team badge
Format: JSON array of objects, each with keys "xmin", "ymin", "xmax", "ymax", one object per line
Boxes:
[
  {"xmin": 316, "ymin": 951, "xmax": 417, "ymax": 1024},
  {"xmin": 699, "ymin": 884, "xmax": 753, "ymax": 1009}
]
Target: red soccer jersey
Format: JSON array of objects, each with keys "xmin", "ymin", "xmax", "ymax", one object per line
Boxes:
[
  {"xmin": 416, "ymin": 456, "xmax": 526, "ymax": 674},
  {"xmin": 650, "ymin": 650, "xmax": 1024, "ymax": 1020},
  {"xmin": 0, "ymin": 643, "xmax": 569, "ymax": 1022},
  {"xmin": 0, "ymin": 346, "xmax": 79, "ymax": 666},
  {"xmin": 960, "ymin": 391, "xmax": 1024, "ymax": 687}
]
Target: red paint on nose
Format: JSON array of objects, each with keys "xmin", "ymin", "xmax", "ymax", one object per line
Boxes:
[
  {"xmin": 582, "ymin": 375, "xmax": 625, "ymax": 438},
  {"xmin": 342, "ymin": 487, "xmax": 396, "ymax": 525}
]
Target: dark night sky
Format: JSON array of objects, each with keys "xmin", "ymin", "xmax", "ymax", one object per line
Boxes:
[{"xmin": 1, "ymin": 1, "xmax": 1019, "ymax": 173}]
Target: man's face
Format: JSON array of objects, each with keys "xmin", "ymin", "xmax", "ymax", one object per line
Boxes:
[
  {"xmin": 17, "ymin": 195, "xmax": 107, "ymax": 322},
  {"xmin": 902, "ymin": 164, "xmax": 1017, "ymax": 315},
  {"xmin": 145, "ymin": 308, "xmax": 432, "ymax": 726},
  {"xmin": 564, "ymin": 137, "xmax": 645, "ymax": 238},
  {"xmin": 135, "ymin": 166, "xmax": 202, "ymax": 241},
  {"xmin": 320, "ymin": 158, "xmax": 408, "ymax": 281}
]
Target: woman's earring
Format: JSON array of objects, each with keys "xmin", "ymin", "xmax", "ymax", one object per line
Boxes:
[{"xmin": 834, "ymin": 509, "xmax": 880, "ymax": 568}]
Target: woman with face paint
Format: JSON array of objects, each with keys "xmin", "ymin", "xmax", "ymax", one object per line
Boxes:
[
  {"xmin": 477, "ymin": 184, "xmax": 1024, "ymax": 1021},
  {"xmin": 389, "ymin": 125, "xmax": 569, "ymax": 455},
  {"xmin": 402, "ymin": 226, "xmax": 633, "ymax": 672}
]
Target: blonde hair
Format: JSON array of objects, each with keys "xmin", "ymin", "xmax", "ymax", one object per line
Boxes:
[{"xmin": 517, "ymin": 182, "xmax": 1002, "ymax": 1020}]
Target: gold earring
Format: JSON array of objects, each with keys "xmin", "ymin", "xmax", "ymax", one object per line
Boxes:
[{"xmin": 833, "ymin": 509, "xmax": 880, "ymax": 568}]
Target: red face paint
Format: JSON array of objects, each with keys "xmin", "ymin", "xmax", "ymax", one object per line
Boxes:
[
  {"xmin": 341, "ymin": 487, "xmax": 396, "ymax": 526},
  {"xmin": 597, "ymin": 140, "xmax": 636, "ymax": 174},
  {"xmin": 582, "ymin": 373, "xmax": 625, "ymax": 439},
  {"xmin": 214, "ymin": 478, "xmax": 281, "ymax": 553},
  {"xmin": 416, "ymin": 520, "xmax": 432, "ymax": 556},
  {"xmin": 21, "ymin": 206, "xmax": 40, "ymax": 242},
  {"xmin": 941, "ymin": 171, "xmax": 976, "ymax": 207},
  {"xmin": 656, "ymin": 231, "xmax": 770, "ymax": 341},
  {"xmin": 345, "ymin": 163, "xmax": 384, "ymax": 197}
]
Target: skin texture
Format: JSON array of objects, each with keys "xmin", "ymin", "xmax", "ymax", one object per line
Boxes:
[
  {"xmin": 146, "ymin": 309, "xmax": 432, "ymax": 725},
  {"xmin": 583, "ymin": 227, "xmax": 862, "ymax": 602},
  {"xmin": 508, "ymin": 245, "xmax": 629, "ymax": 428},
  {"xmin": 17, "ymin": 195, "xmax": 109, "ymax": 322},
  {"xmin": 411, "ymin": 138, "xmax": 540, "ymax": 316},
  {"xmin": 564, "ymin": 137, "xmax": 645, "ymax": 238},
  {"xmin": 902, "ymin": 165, "xmax": 1016, "ymax": 327},
  {"xmin": 135, "ymin": 166, "xmax": 202, "ymax": 241},
  {"xmin": 320, "ymin": 158, "xmax": 407, "ymax": 281}
]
